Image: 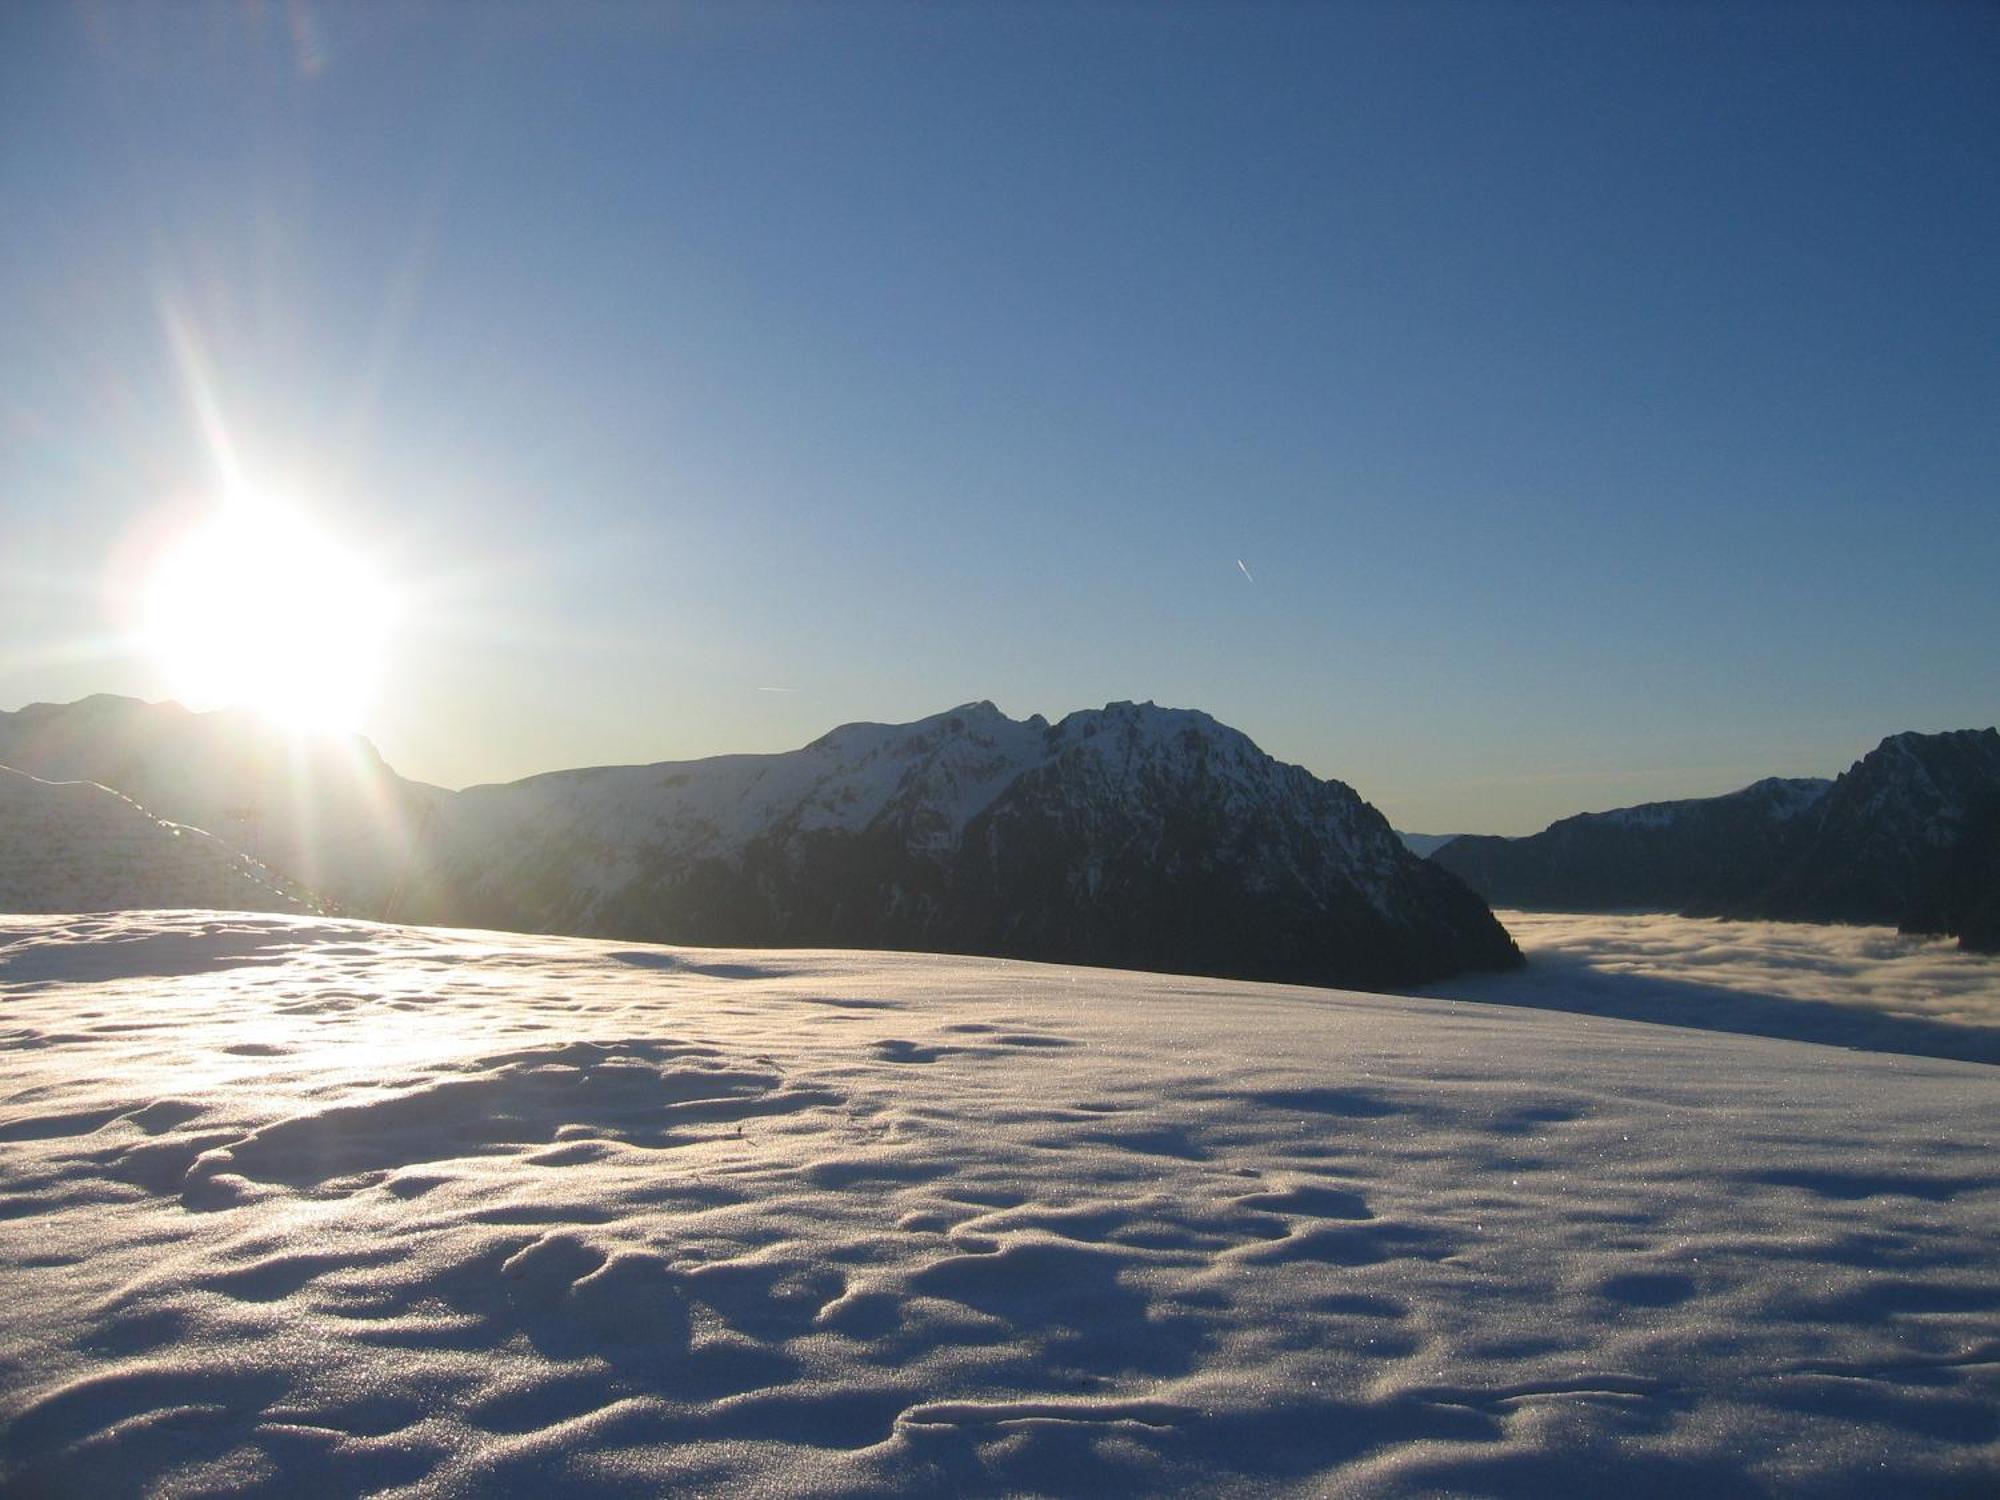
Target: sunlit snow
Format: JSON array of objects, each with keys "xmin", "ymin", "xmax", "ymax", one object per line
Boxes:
[{"xmin": 1, "ymin": 911, "xmax": 1995, "ymax": 1496}]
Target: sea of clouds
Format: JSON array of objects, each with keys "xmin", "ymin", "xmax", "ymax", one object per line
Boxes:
[{"xmin": 1422, "ymin": 910, "xmax": 2000, "ymax": 1066}]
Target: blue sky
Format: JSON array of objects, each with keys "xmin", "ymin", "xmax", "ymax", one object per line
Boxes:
[{"xmin": 2, "ymin": 2, "xmax": 1994, "ymax": 833}]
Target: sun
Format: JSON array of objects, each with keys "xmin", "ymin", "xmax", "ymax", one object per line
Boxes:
[{"xmin": 145, "ymin": 500, "xmax": 397, "ymax": 733}]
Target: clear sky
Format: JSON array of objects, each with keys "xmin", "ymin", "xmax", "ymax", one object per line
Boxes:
[{"xmin": 2, "ymin": 1, "xmax": 1994, "ymax": 834}]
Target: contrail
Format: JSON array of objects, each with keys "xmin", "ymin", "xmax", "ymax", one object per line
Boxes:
[{"xmin": 1237, "ymin": 559, "xmax": 1255, "ymax": 584}]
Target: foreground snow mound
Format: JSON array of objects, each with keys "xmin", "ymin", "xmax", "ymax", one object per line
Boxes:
[{"xmin": 1, "ymin": 914, "xmax": 1995, "ymax": 1497}]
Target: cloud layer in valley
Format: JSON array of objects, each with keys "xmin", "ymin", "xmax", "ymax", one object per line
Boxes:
[{"xmin": 1423, "ymin": 910, "xmax": 2000, "ymax": 1065}]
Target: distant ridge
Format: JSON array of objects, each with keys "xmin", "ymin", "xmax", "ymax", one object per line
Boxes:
[
  {"xmin": 1432, "ymin": 777, "xmax": 1833, "ymax": 914},
  {"xmin": 1433, "ymin": 729, "xmax": 2000, "ymax": 952}
]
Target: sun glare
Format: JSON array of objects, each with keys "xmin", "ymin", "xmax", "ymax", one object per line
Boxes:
[{"xmin": 145, "ymin": 501, "xmax": 396, "ymax": 732}]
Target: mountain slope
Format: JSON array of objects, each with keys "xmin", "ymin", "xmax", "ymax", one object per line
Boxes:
[
  {"xmin": 1, "ymin": 695, "xmax": 1518, "ymax": 987},
  {"xmin": 1433, "ymin": 776, "xmax": 1831, "ymax": 913},
  {"xmin": 400, "ymin": 701, "xmax": 1521, "ymax": 988},
  {"xmin": 1758, "ymin": 728, "xmax": 2000, "ymax": 944},
  {"xmin": 0, "ymin": 765, "xmax": 315, "ymax": 915},
  {"xmin": 1434, "ymin": 728, "xmax": 2000, "ymax": 951},
  {"xmin": 0, "ymin": 695, "xmax": 440, "ymax": 914}
]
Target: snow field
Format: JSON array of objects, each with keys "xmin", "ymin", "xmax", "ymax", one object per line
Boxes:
[{"xmin": 1, "ymin": 912, "xmax": 1995, "ymax": 1496}]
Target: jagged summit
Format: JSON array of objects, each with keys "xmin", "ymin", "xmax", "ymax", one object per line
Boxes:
[
  {"xmin": 1758, "ymin": 726, "xmax": 2000, "ymax": 939},
  {"xmin": 1738, "ymin": 775, "xmax": 1836, "ymax": 810}
]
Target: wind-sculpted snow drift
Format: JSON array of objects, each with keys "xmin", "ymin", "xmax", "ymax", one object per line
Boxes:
[{"xmin": 1, "ymin": 912, "xmax": 1995, "ymax": 1497}]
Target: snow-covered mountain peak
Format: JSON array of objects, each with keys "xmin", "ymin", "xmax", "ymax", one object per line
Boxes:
[
  {"xmin": 400, "ymin": 699, "xmax": 1519, "ymax": 987},
  {"xmin": 740, "ymin": 700, "xmax": 1274, "ymax": 848},
  {"xmin": 1057, "ymin": 698, "xmax": 1225, "ymax": 735},
  {"xmin": 1046, "ymin": 700, "xmax": 1264, "ymax": 770}
]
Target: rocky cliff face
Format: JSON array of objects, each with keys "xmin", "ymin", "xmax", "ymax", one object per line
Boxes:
[
  {"xmin": 400, "ymin": 701, "xmax": 1522, "ymax": 988},
  {"xmin": 1433, "ymin": 729, "xmax": 2000, "ymax": 952}
]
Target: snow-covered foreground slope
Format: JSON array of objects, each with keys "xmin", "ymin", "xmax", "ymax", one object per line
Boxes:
[{"xmin": 2, "ymin": 914, "xmax": 1995, "ymax": 1497}]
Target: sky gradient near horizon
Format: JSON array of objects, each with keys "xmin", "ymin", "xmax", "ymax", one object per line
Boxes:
[{"xmin": 3, "ymin": 2, "xmax": 1995, "ymax": 834}]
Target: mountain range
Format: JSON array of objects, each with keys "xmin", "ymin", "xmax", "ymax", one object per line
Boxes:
[
  {"xmin": 1432, "ymin": 728, "xmax": 2000, "ymax": 952},
  {"xmin": 0, "ymin": 695, "xmax": 1520, "ymax": 989},
  {"xmin": 10, "ymin": 693, "xmax": 1992, "ymax": 968}
]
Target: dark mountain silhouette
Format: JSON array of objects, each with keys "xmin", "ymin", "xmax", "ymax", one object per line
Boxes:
[
  {"xmin": 1433, "ymin": 777, "xmax": 1831, "ymax": 914},
  {"xmin": 1433, "ymin": 729, "xmax": 2000, "ymax": 952},
  {"xmin": 397, "ymin": 701, "xmax": 1522, "ymax": 989}
]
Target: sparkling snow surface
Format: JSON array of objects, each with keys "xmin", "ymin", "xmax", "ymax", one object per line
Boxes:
[{"xmin": 2, "ymin": 913, "xmax": 1996, "ymax": 1497}]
